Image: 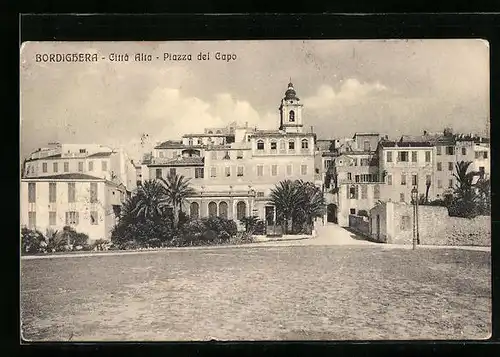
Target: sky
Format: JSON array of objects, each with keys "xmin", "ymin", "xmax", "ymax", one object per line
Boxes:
[{"xmin": 20, "ymin": 40, "xmax": 490, "ymax": 161}]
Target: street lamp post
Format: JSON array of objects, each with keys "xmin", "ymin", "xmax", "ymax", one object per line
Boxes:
[{"xmin": 411, "ymin": 186, "xmax": 418, "ymax": 250}]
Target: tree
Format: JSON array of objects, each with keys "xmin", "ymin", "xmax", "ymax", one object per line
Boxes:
[
  {"xmin": 475, "ymin": 177, "xmax": 491, "ymax": 215},
  {"xmin": 425, "ymin": 178, "xmax": 431, "ymax": 203},
  {"xmin": 450, "ymin": 161, "xmax": 479, "ymax": 218},
  {"xmin": 159, "ymin": 173, "xmax": 196, "ymax": 229},
  {"xmin": 132, "ymin": 180, "xmax": 169, "ymax": 220},
  {"xmin": 269, "ymin": 180, "xmax": 303, "ymax": 234},
  {"xmin": 294, "ymin": 180, "xmax": 326, "ymax": 233}
]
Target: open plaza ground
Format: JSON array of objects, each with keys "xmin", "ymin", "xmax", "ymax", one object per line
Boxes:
[{"xmin": 20, "ymin": 226, "xmax": 491, "ymax": 341}]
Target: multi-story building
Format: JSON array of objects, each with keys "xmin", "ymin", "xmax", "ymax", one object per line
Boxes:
[
  {"xmin": 20, "ymin": 143, "xmax": 136, "ymax": 242},
  {"xmin": 20, "ymin": 173, "xmax": 127, "ymax": 241},
  {"xmin": 22, "ymin": 143, "xmax": 137, "ymax": 192},
  {"xmin": 377, "ymin": 139, "xmax": 435, "ymax": 203},
  {"xmin": 142, "ymin": 82, "xmax": 318, "ymax": 229}
]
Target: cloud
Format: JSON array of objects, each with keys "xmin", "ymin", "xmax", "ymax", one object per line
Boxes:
[{"xmin": 304, "ymin": 79, "xmax": 388, "ymax": 110}]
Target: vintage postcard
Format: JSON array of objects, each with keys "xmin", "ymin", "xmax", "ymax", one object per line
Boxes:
[{"xmin": 20, "ymin": 40, "xmax": 491, "ymax": 341}]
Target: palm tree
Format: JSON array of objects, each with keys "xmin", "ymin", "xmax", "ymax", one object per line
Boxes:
[
  {"xmin": 132, "ymin": 180, "xmax": 169, "ymax": 220},
  {"xmin": 269, "ymin": 180, "xmax": 303, "ymax": 234},
  {"xmin": 294, "ymin": 180, "xmax": 326, "ymax": 232},
  {"xmin": 120, "ymin": 194, "xmax": 143, "ymax": 224},
  {"xmin": 159, "ymin": 173, "xmax": 196, "ymax": 229},
  {"xmin": 475, "ymin": 177, "xmax": 491, "ymax": 214},
  {"xmin": 451, "ymin": 161, "xmax": 479, "ymax": 217}
]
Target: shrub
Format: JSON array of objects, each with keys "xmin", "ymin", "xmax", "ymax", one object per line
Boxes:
[
  {"xmin": 21, "ymin": 227, "xmax": 45, "ymax": 255},
  {"xmin": 201, "ymin": 217, "xmax": 238, "ymax": 239},
  {"xmin": 240, "ymin": 216, "xmax": 265, "ymax": 235},
  {"xmin": 357, "ymin": 210, "xmax": 369, "ymax": 217}
]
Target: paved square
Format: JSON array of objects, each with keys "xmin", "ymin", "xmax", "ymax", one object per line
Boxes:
[{"xmin": 21, "ymin": 245, "xmax": 491, "ymax": 341}]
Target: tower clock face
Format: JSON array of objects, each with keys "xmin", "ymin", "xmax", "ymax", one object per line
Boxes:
[{"xmin": 289, "ymin": 110, "xmax": 295, "ymax": 122}]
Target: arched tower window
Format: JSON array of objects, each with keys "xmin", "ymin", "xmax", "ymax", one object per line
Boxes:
[
  {"xmin": 257, "ymin": 140, "xmax": 265, "ymax": 150},
  {"xmin": 301, "ymin": 139, "xmax": 309, "ymax": 149},
  {"xmin": 289, "ymin": 140, "xmax": 295, "ymax": 150},
  {"xmin": 219, "ymin": 202, "xmax": 228, "ymax": 219},
  {"xmin": 190, "ymin": 202, "xmax": 199, "ymax": 219},
  {"xmin": 216, "ymin": 130, "xmax": 222, "ymax": 134},
  {"xmin": 236, "ymin": 201, "xmax": 246, "ymax": 220},
  {"xmin": 289, "ymin": 110, "xmax": 295, "ymax": 122},
  {"xmin": 208, "ymin": 202, "xmax": 217, "ymax": 218}
]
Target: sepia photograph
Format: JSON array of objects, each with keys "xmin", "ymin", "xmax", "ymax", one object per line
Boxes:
[{"xmin": 20, "ymin": 39, "xmax": 491, "ymax": 341}]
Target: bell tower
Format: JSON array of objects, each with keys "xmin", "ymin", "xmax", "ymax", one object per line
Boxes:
[{"xmin": 279, "ymin": 81, "xmax": 304, "ymax": 133}]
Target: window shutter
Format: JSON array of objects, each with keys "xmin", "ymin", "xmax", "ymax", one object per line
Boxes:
[{"xmin": 347, "ymin": 186, "xmax": 350, "ymax": 199}]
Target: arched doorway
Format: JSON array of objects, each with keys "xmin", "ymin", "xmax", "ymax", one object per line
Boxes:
[
  {"xmin": 327, "ymin": 204, "xmax": 338, "ymax": 224},
  {"xmin": 236, "ymin": 201, "xmax": 246, "ymax": 221},
  {"xmin": 208, "ymin": 201, "xmax": 217, "ymax": 218},
  {"xmin": 190, "ymin": 202, "xmax": 199, "ymax": 219},
  {"xmin": 219, "ymin": 201, "xmax": 228, "ymax": 219}
]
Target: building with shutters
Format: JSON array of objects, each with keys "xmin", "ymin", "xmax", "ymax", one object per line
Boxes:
[{"xmin": 140, "ymin": 82, "xmax": 321, "ymax": 229}]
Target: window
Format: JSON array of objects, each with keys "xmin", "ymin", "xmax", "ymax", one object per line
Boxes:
[
  {"xmin": 289, "ymin": 140, "xmax": 295, "ymax": 150},
  {"xmin": 49, "ymin": 182, "xmax": 56, "ymax": 203},
  {"xmin": 156, "ymin": 169, "xmax": 162, "ymax": 179},
  {"xmin": 448, "ymin": 162, "xmax": 453, "ymax": 171},
  {"xmin": 90, "ymin": 182, "xmax": 98, "ymax": 203},
  {"xmin": 436, "ymin": 146, "xmax": 442, "ymax": 155},
  {"xmin": 425, "ymin": 151, "xmax": 431, "ymax": 162},
  {"xmin": 360, "ymin": 158, "xmax": 369, "ymax": 166},
  {"xmin": 208, "ymin": 131, "xmax": 213, "ymax": 134},
  {"xmin": 462, "ymin": 147, "xmax": 467, "ymax": 155},
  {"xmin": 411, "ymin": 151, "xmax": 417, "ymax": 162},
  {"xmin": 449, "ymin": 179, "xmax": 453, "ymax": 188},
  {"xmin": 159, "ymin": 151, "xmax": 164, "ymax": 158},
  {"xmin": 68, "ymin": 183, "xmax": 76, "ymax": 203},
  {"xmin": 437, "ymin": 179, "xmax": 442, "ymax": 188},
  {"xmin": 301, "ymin": 139, "xmax": 309, "ymax": 149},
  {"xmin": 397, "ymin": 151, "xmax": 409, "ymax": 162},
  {"xmin": 88, "ymin": 161, "xmax": 93, "ymax": 171},
  {"xmin": 197, "ymin": 139, "xmax": 202, "ymax": 145},
  {"xmin": 374, "ymin": 184, "xmax": 380, "ymax": 199},
  {"xmin": 400, "ymin": 193, "xmax": 405, "ymax": 202},
  {"xmin": 208, "ymin": 202, "xmax": 217, "ymax": 218},
  {"xmin": 236, "ymin": 201, "xmax": 246, "ymax": 220},
  {"xmin": 210, "ymin": 167, "xmax": 217, "ymax": 177},
  {"xmin": 225, "ymin": 167, "xmax": 231, "ymax": 177},
  {"xmin": 195, "ymin": 168, "xmax": 204, "ymax": 178},
  {"xmin": 361, "ymin": 185, "xmax": 368, "ymax": 199},
  {"xmin": 223, "ymin": 151, "xmax": 230, "ymax": 160},
  {"xmin": 437, "ymin": 162, "xmax": 442, "ymax": 171},
  {"xmin": 387, "ymin": 151, "xmax": 393, "ymax": 162},
  {"xmin": 289, "ymin": 110, "xmax": 295, "ymax": 122},
  {"xmin": 257, "ymin": 165, "xmax": 263, "ymax": 176},
  {"xmin": 190, "ymin": 202, "xmax": 199, "ymax": 219},
  {"xmin": 188, "ymin": 139, "xmax": 193, "ymax": 146},
  {"xmin": 355, "ymin": 175, "xmax": 360, "ymax": 183},
  {"xmin": 237, "ymin": 166, "xmax": 244, "ymax": 177},
  {"xmin": 66, "ymin": 211, "xmax": 79, "ymax": 225},
  {"xmin": 270, "ymin": 141, "xmax": 277, "ymax": 150},
  {"xmin": 364, "ymin": 141, "xmax": 370, "ymax": 151},
  {"xmin": 353, "ymin": 159, "xmax": 358, "ymax": 166},
  {"xmin": 169, "ymin": 168, "xmax": 176, "ymax": 177},
  {"xmin": 257, "ymin": 191, "xmax": 265, "ymax": 197},
  {"xmin": 53, "ymin": 162, "xmax": 58, "ymax": 173},
  {"xmin": 219, "ymin": 202, "xmax": 228, "ymax": 219},
  {"xmin": 301, "ymin": 165, "xmax": 307, "ymax": 175},
  {"xmin": 287, "ymin": 165, "xmax": 292, "ymax": 176},
  {"xmin": 49, "ymin": 212, "xmax": 56, "ymax": 226},
  {"xmin": 446, "ymin": 146, "xmax": 454, "ymax": 155},
  {"xmin": 79, "ymin": 149, "xmax": 86, "ymax": 154},
  {"xmin": 271, "ymin": 165, "xmax": 278, "ymax": 176},
  {"xmin": 28, "ymin": 183, "xmax": 36, "ymax": 203},
  {"xmin": 484, "ymin": 151, "xmax": 488, "ymax": 159},
  {"xmin": 64, "ymin": 162, "xmax": 69, "ymax": 172},
  {"xmin": 401, "ymin": 174, "xmax": 406, "ymax": 185},
  {"xmin": 211, "ymin": 151, "xmax": 217, "ymax": 160},
  {"xmin": 257, "ymin": 140, "xmax": 264, "ymax": 150},
  {"xmin": 350, "ymin": 209, "xmax": 356, "ymax": 215},
  {"xmin": 349, "ymin": 185, "xmax": 357, "ymax": 199},
  {"xmin": 400, "ymin": 215, "xmax": 411, "ymax": 231},
  {"xmin": 237, "ymin": 150, "xmax": 243, "ymax": 159},
  {"xmin": 90, "ymin": 211, "xmax": 98, "ymax": 225},
  {"xmin": 28, "ymin": 212, "xmax": 36, "ymax": 229},
  {"xmin": 42, "ymin": 162, "xmax": 47, "ymax": 173},
  {"xmin": 412, "ymin": 174, "xmax": 418, "ymax": 186},
  {"xmin": 479, "ymin": 166, "xmax": 485, "ymax": 178},
  {"xmin": 78, "ymin": 162, "xmax": 84, "ymax": 172},
  {"xmin": 387, "ymin": 174, "xmax": 392, "ymax": 185}
]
